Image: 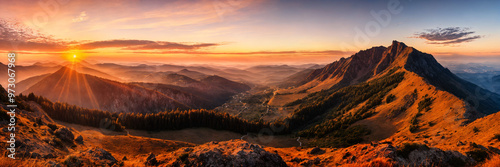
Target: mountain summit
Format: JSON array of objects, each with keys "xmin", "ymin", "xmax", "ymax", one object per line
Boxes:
[
  {"xmin": 289, "ymin": 41, "xmax": 500, "ymax": 115},
  {"xmin": 278, "ymin": 41, "xmax": 500, "ymax": 151}
]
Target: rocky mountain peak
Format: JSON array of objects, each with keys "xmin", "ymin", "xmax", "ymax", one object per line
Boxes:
[
  {"xmin": 299, "ymin": 41, "xmax": 500, "ymax": 114},
  {"xmin": 390, "ymin": 40, "xmax": 407, "ymax": 51}
]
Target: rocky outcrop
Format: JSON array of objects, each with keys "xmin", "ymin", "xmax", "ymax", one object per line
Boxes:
[
  {"xmin": 396, "ymin": 146, "xmax": 470, "ymax": 166},
  {"xmin": 308, "ymin": 147, "xmax": 324, "ymax": 155},
  {"xmin": 74, "ymin": 135, "xmax": 83, "ymax": 144},
  {"xmin": 78, "ymin": 147, "xmax": 117, "ymax": 166},
  {"xmin": 337, "ymin": 142, "xmax": 472, "ymax": 166},
  {"xmin": 54, "ymin": 127, "xmax": 74, "ymax": 142},
  {"xmin": 159, "ymin": 140, "xmax": 287, "ymax": 167}
]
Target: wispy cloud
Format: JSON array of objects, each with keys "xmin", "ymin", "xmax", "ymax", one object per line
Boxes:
[
  {"xmin": 413, "ymin": 27, "xmax": 481, "ymax": 45},
  {"xmin": 76, "ymin": 40, "xmax": 219, "ymax": 50},
  {"xmin": 0, "ymin": 19, "xmax": 67, "ymax": 51},
  {"xmin": 0, "ymin": 19, "xmax": 220, "ymax": 52},
  {"xmin": 128, "ymin": 50, "xmax": 351, "ymax": 56},
  {"xmin": 73, "ymin": 11, "xmax": 88, "ymax": 23}
]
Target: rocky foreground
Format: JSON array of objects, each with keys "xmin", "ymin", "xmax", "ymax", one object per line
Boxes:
[{"xmin": 1, "ymin": 101, "xmax": 500, "ymax": 167}]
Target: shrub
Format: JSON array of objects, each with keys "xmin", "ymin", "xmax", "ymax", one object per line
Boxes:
[
  {"xmin": 428, "ymin": 121, "xmax": 435, "ymax": 127},
  {"xmin": 388, "ymin": 106, "xmax": 407, "ymax": 118},
  {"xmin": 294, "ymin": 72, "xmax": 405, "ymax": 143},
  {"xmin": 386, "ymin": 94, "xmax": 396, "ymax": 103},
  {"xmin": 47, "ymin": 123, "xmax": 58, "ymax": 131},
  {"xmin": 0, "ymin": 108, "xmax": 10, "ymax": 121},
  {"xmin": 415, "ymin": 112, "xmax": 423, "ymax": 117},
  {"xmin": 466, "ymin": 149, "xmax": 489, "ymax": 162},
  {"xmin": 493, "ymin": 134, "xmax": 500, "ymax": 141},
  {"xmin": 396, "ymin": 143, "xmax": 428, "ymax": 159},
  {"xmin": 417, "ymin": 96, "xmax": 434, "ymax": 112},
  {"xmin": 179, "ymin": 153, "xmax": 190, "ymax": 165},
  {"xmin": 35, "ymin": 118, "xmax": 44, "ymax": 125},
  {"xmin": 473, "ymin": 127, "xmax": 480, "ymax": 133},
  {"xmin": 470, "ymin": 142, "xmax": 481, "ymax": 149},
  {"xmin": 409, "ymin": 124, "xmax": 419, "ymax": 133},
  {"xmin": 309, "ymin": 125, "xmax": 371, "ymax": 148},
  {"xmin": 49, "ymin": 138, "xmax": 63, "ymax": 147}
]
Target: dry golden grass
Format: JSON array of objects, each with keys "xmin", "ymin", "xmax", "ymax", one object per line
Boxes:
[
  {"xmin": 0, "ymin": 157, "xmax": 40, "ymax": 167},
  {"xmin": 340, "ymin": 157, "xmax": 395, "ymax": 167},
  {"xmin": 480, "ymin": 155, "xmax": 500, "ymax": 167}
]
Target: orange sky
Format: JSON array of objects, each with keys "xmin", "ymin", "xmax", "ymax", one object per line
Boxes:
[{"xmin": 0, "ymin": 0, "xmax": 499, "ymax": 65}]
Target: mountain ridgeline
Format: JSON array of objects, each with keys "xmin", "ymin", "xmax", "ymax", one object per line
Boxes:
[
  {"xmin": 277, "ymin": 41, "xmax": 500, "ymax": 147},
  {"xmin": 296, "ymin": 41, "xmax": 500, "ymax": 115},
  {"xmin": 21, "ymin": 65, "xmax": 250, "ymax": 113},
  {"xmin": 3, "ymin": 41, "xmax": 500, "ymax": 166}
]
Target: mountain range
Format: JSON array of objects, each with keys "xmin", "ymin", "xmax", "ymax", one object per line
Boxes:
[
  {"xmin": 2, "ymin": 41, "xmax": 500, "ymax": 166},
  {"xmin": 273, "ymin": 41, "xmax": 500, "ymax": 115}
]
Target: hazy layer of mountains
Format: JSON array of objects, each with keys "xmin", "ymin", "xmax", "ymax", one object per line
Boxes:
[
  {"xmin": 15, "ymin": 62, "xmax": 254, "ymax": 113},
  {"xmin": 4, "ymin": 59, "xmax": 325, "ymax": 113},
  {"xmin": 447, "ymin": 64, "xmax": 500, "ymax": 95},
  {"xmin": 2, "ymin": 41, "xmax": 500, "ymax": 166}
]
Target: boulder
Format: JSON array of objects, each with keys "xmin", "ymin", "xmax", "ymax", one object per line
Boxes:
[
  {"xmin": 166, "ymin": 140, "xmax": 287, "ymax": 167},
  {"xmin": 55, "ymin": 127, "xmax": 74, "ymax": 142},
  {"xmin": 308, "ymin": 147, "xmax": 325, "ymax": 155},
  {"xmin": 74, "ymin": 135, "xmax": 83, "ymax": 144},
  {"xmin": 81, "ymin": 147, "xmax": 117, "ymax": 166}
]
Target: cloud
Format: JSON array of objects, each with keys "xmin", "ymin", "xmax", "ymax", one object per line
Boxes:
[
  {"xmin": 76, "ymin": 40, "xmax": 156, "ymax": 50},
  {"xmin": 0, "ymin": 19, "xmax": 67, "ymax": 51},
  {"xmin": 0, "ymin": 19, "xmax": 220, "ymax": 52},
  {"xmin": 76, "ymin": 40, "xmax": 219, "ymax": 50},
  {"xmin": 73, "ymin": 11, "xmax": 88, "ymax": 23},
  {"xmin": 128, "ymin": 50, "xmax": 351, "ymax": 56},
  {"xmin": 413, "ymin": 27, "xmax": 481, "ymax": 45}
]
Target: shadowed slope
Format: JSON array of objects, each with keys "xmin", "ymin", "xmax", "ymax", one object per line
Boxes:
[{"xmin": 23, "ymin": 66, "xmax": 190, "ymax": 113}]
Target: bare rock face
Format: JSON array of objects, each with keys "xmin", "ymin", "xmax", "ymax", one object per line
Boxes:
[
  {"xmin": 74, "ymin": 135, "xmax": 83, "ymax": 144},
  {"xmin": 337, "ymin": 142, "xmax": 473, "ymax": 166},
  {"xmin": 308, "ymin": 147, "xmax": 325, "ymax": 155},
  {"xmin": 79, "ymin": 147, "xmax": 117, "ymax": 166},
  {"xmin": 164, "ymin": 140, "xmax": 287, "ymax": 167},
  {"xmin": 54, "ymin": 127, "xmax": 74, "ymax": 142},
  {"xmin": 401, "ymin": 148, "xmax": 469, "ymax": 167}
]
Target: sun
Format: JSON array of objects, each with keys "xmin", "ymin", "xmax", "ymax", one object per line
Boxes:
[
  {"xmin": 71, "ymin": 54, "xmax": 78, "ymax": 63},
  {"xmin": 64, "ymin": 50, "xmax": 85, "ymax": 63}
]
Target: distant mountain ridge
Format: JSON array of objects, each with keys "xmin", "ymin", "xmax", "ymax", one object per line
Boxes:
[
  {"xmin": 21, "ymin": 63, "xmax": 251, "ymax": 112},
  {"xmin": 23, "ymin": 67, "xmax": 191, "ymax": 113},
  {"xmin": 134, "ymin": 74, "xmax": 251, "ymax": 108}
]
